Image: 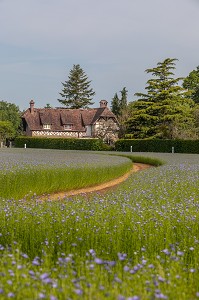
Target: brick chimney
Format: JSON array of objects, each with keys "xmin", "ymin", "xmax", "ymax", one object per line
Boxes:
[
  {"xmin": 29, "ymin": 100, "xmax": 35, "ymax": 113},
  {"xmin": 100, "ymin": 100, "xmax": 108, "ymax": 108}
]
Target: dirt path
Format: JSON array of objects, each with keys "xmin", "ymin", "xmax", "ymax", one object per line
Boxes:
[{"xmin": 40, "ymin": 163, "xmax": 152, "ymax": 200}]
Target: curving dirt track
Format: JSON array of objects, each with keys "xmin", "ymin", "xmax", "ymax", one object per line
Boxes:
[{"xmin": 40, "ymin": 163, "xmax": 152, "ymax": 200}]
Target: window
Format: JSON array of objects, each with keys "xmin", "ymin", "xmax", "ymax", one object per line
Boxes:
[
  {"xmin": 64, "ymin": 124, "xmax": 72, "ymax": 130},
  {"xmin": 43, "ymin": 124, "xmax": 51, "ymax": 130}
]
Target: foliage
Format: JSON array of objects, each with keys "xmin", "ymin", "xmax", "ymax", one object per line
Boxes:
[
  {"xmin": 183, "ymin": 66, "xmax": 199, "ymax": 103},
  {"xmin": 15, "ymin": 136, "xmax": 105, "ymax": 151},
  {"xmin": 0, "ymin": 121, "xmax": 15, "ymax": 142},
  {"xmin": 58, "ymin": 64, "xmax": 95, "ymax": 108},
  {"xmin": 0, "ymin": 152, "xmax": 199, "ymax": 299},
  {"xmin": 126, "ymin": 58, "xmax": 195, "ymax": 139},
  {"xmin": 115, "ymin": 138, "xmax": 199, "ymax": 153},
  {"xmin": 0, "ymin": 100, "xmax": 22, "ymax": 138}
]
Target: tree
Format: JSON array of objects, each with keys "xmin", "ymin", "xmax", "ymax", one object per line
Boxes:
[
  {"xmin": 0, "ymin": 121, "xmax": 15, "ymax": 142},
  {"xmin": 111, "ymin": 93, "xmax": 120, "ymax": 116},
  {"xmin": 58, "ymin": 64, "xmax": 95, "ymax": 108},
  {"xmin": 111, "ymin": 87, "xmax": 128, "ymax": 117},
  {"xmin": 111, "ymin": 87, "xmax": 129, "ymax": 137},
  {"xmin": 183, "ymin": 66, "xmax": 199, "ymax": 103},
  {"xmin": 126, "ymin": 58, "xmax": 195, "ymax": 139},
  {"xmin": 120, "ymin": 87, "xmax": 128, "ymax": 111},
  {"xmin": 0, "ymin": 101, "xmax": 22, "ymax": 138}
]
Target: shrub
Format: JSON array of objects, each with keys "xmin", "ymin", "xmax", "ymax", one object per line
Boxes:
[
  {"xmin": 15, "ymin": 136, "xmax": 104, "ymax": 151},
  {"xmin": 115, "ymin": 139, "xmax": 199, "ymax": 154}
]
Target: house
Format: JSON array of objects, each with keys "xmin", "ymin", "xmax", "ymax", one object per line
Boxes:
[{"xmin": 22, "ymin": 100, "xmax": 119, "ymax": 143}]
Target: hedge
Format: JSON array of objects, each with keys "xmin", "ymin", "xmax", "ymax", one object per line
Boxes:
[
  {"xmin": 14, "ymin": 136, "xmax": 106, "ymax": 151},
  {"xmin": 115, "ymin": 139, "xmax": 199, "ymax": 154}
]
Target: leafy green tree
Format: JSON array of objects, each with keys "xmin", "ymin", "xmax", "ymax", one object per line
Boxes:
[
  {"xmin": 0, "ymin": 101, "xmax": 22, "ymax": 137},
  {"xmin": 126, "ymin": 58, "xmax": 195, "ymax": 139},
  {"xmin": 58, "ymin": 64, "xmax": 95, "ymax": 108},
  {"xmin": 0, "ymin": 121, "xmax": 15, "ymax": 142},
  {"xmin": 183, "ymin": 66, "xmax": 199, "ymax": 103}
]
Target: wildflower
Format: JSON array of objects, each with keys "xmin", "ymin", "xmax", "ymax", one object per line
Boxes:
[
  {"xmin": 39, "ymin": 293, "xmax": 46, "ymax": 299},
  {"xmin": 7, "ymin": 293, "xmax": 15, "ymax": 298},
  {"xmin": 74, "ymin": 289, "xmax": 83, "ymax": 295},
  {"xmin": 155, "ymin": 292, "xmax": 168, "ymax": 299},
  {"xmin": 108, "ymin": 261, "xmax": 116, "ymax": 267},
  {"xmin": 94, "ymin": 258, "xmax": 104, "ymax": 265},
  {"xmin": 148, "ymin": 264, "xmax": 155, "ymax": 269},
  {"xmin": 89, "ymin": 249, "xmax": 95, "ymax": 256},
  {"xmin": 158, "ymin": 276, "xmax": 165, "ymax": 282},
  {"xmin": 29, "ymin": 270, "xmax": 35, "ymax": 276},
  {"xmin": 40, "ymin": 273, "xmax": 50, "ymax": 281},
  {"xmin": 114, "ymin": 276, "xmax": 122, "ymax": 283},
  {"xmin": 21, "ymin": 253, "xmax": 29, "ymax": 259},
  {"xmin": 124, "ymin": 265, "xmax": 130, "ymax": 272},
  {"xmin": 118, "ymin": 252, "xmax": 127, "ymax": 261},
  {"xmin": 17, "ymin": 265, "xmax": 23, "ymax": 270},
  {"xmin": 32, "ymin": 258, "xmax": 40, "ymax": 266},
  {"xmin": 177, "ymin": 251, "xmax": 184, "ymax": 256},
  {"xmin": 190, "ymin": 268, "xmax": 195, "ymax": 273},
  {"xmin": 162, "ymin": 249, "xmax": 170, "ymax": 255},
  {"xmin": 50, "ymin": 296, "xmax": 58, "ymax": 300}
]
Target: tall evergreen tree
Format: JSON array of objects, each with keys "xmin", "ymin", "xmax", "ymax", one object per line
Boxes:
[
  {"xmin": 126, "ymin": 58, "xmax": 195, "ymax": 139},
  {"xmin": 120, "ymin": 87, "xmax": 128, "ymax": 111},
  {"xmin": 58, "ymin": 64, "xmax": 95, "ymax": 108},
  {"xmin": 183, "ymin": 66, "xmax": 199, "ymax": 103},
  {"xmin": 111, "ymin": 87, "xmax": 128, "ymax": 117},
  {"xmin": 111, "ymin": 88, "xmax": 129, "ymax": 137},
  {"xmin": 111, "ymin": 93, "xmax": 120, "ymax": 116}
]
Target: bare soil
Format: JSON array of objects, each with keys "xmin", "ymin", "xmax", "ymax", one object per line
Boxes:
[{"xmin": 40, "ymin": 163, "xmax": 152, "ymax": 200}]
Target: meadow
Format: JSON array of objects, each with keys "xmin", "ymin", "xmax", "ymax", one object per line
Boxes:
[
  {"xmin": 0, "ymin": 149, "xmax": 199, "ymax": 299},
  {"xmin": 0, "ymin": 148, "xmax": 133, "ymax": 200}
]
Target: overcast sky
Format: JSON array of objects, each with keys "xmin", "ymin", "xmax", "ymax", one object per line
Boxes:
[{"xmin": 0, "ymin": 0, "xmax": 199, "ymax": 110}]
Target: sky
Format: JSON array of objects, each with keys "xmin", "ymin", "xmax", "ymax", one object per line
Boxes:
[{"xmin": 0, "ymin": 0, "xmax": 199, "ymax": 111}]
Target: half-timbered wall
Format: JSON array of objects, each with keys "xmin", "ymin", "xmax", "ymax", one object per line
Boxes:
[{"xmin": 31, "ymin": 130, "xmax": 86, "ymax": 138}]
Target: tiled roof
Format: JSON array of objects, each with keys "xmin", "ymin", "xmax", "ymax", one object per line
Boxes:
[{"xmin": 22, "ymin": 104, "xmax": 118, "ymax": 132}]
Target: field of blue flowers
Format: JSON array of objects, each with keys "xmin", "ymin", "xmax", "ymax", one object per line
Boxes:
[{"xmin": 0, "ymin": 149, "xmax": 199, "ymax": 299}]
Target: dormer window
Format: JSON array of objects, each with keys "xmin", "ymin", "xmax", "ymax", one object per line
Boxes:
[
  {"xmin": 43, "ymin": 124, "xmax": 51, "ymax": 130},
  {"xmin": 64, "ymin": 124, "xmax": 72, "ymax": 130}
]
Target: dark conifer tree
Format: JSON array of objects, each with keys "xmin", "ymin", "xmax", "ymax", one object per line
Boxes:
[
  {"xmin": 58, "ymin": 64, "xmax": 95, "ymax": 108},
  {"xmin": 183, "ymin": 66, "xmax": 199, "ymax": 104},
  {"xmin": 126, "ymin": 58, "xmax": 195, "ymax": 139},
  {"xmin": 111, "ymin": 93, "xmax": 120, "ymax": 116}
]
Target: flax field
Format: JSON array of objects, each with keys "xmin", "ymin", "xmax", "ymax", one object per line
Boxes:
[{"xmin": 0, "ymin": 149, "xmax": 199, "ymax": 299}]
